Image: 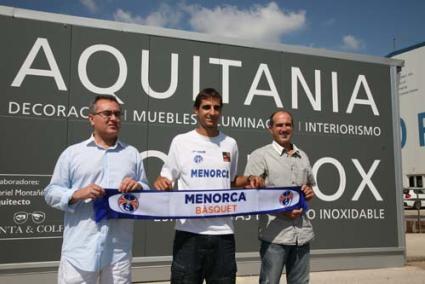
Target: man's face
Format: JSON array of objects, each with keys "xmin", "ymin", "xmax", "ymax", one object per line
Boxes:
[
  {"xmin": 194, "ymin": 97, "xmax": 222, "ymax": 130},
  {"xmin": 89, "ymin": 99, "xmax": 121, "ymax": 139},
  {"xmin": 268, "ymin": 112, "xmax": 293, "ymax": 146}
]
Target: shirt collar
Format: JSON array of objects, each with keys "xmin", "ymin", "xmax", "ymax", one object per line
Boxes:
[
  {"xmin": 272, "ymin": 140, "xmax": 301, "ymax": 157},
  {"xmin": 85, "ymin": 135, "xmax": 124, "ymax": 149}
]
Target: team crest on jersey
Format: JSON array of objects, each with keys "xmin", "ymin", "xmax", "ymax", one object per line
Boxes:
[
  {"xmin": 193, "ymin": 154, "xmax": 203, "ymax": 163},
  {"xmin": 118, "ymin": 193, "xmax": 139, "ymax": 212},
  {"xmin": 279, "ymin": 191, "xmax": 293, "ymax": 206},
  {"xmin": 222, "ymin": 152, "xmax": 231, "ymax": 162}
]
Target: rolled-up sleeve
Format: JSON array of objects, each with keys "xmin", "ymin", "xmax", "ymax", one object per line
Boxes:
[
  {"xmin": 303, "ymin": 153, "xmax": 316, "ymax": 187},
  {"xmin": 44, "ymin": 149, "xmax": 78, "ymax": 212}
]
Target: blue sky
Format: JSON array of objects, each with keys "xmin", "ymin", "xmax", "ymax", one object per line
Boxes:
[{"xmin": 1, "ymin": 0, "xmax": 424, "ymax": 56}]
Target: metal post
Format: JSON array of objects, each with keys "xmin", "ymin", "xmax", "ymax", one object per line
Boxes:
[{"xmin": 416, "ymin": 191, "xmax": 422, "ymax": 233}]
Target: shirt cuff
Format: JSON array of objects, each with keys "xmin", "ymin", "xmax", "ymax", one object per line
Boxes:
[
  {"xmin": 138, "ymin": 181, "xmax": 149, "ymax": 190},
  {"xmin": 62, "ymin": 188, "xmax": 79, "ymax": 213}
]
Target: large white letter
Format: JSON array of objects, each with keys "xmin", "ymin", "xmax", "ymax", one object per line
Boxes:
[
  {"xmin": 312, "ymin": 157, "xmax": 346, "ymax": 202},
  {"xmin": 193, "ymin": 55, "xmax": 200, "ymax": 101},
  {"xmin": 244, "ymin": 63, "xmax": 282, "ymax": 107},
  {"xmin": 79, "ymin": 44, "xmax": 127, "ymax": 104},
  {"xmin": 12, "ymin": 38, "xmax": 67, "ymax": 90},
  {"xmin": 291, "ymin": 67, "xmax": 321, "ymax": 111},
  {"xmin": 209, "ymin": 58, "xmax": 242, "ymax": 104},
  {"xmin": 140, "ymin": 150, "xmax": 167, "ymax": 163},
  {"xmin": 346, "ymin": 75, "xmax": 379, "ymax": 116},
  {"xmin": 351, "ymin": 159, "xmax": 382, "ymax": 201},
  {"xmin": 332, "ymin": 71, "xmax": 339, "ymax": 112},
  {"xmin": 141, "ymin": 50, "xmax": 178, "ymax": 99}
]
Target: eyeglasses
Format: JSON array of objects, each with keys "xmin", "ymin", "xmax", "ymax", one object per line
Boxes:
[{"xmin": 93, "ymin": 110, "xmax": 122, "ymax": 119}]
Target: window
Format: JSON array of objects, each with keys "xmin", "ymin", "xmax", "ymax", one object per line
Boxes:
[
  {"xmin": 408, "ymin": 175, "xmax": 425, "ymax": 188},
  {"xmin": 409, "ymin": 176, "xmax": 415, "ymax": 187},
  {"xmin": 417, "ymin": 176, "xmax": 423, "ymax": 188}
]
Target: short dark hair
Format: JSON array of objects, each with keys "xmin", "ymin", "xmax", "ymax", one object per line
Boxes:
[
  {"xmin": 193, "ymin": 88, "xmax": 223, "ymax": 109},
  {"xmin": 268, "ymin": 110, "xmax": 294, "ymax": 128},
  {"xmin": 89, "ymin": 95, "xmax": 120, "ymax": 114}
]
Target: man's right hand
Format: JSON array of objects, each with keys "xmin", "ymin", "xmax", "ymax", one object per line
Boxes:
[
  {"xmin": 153, "ymin": 176, "xmax": 173, "ymax": 191},
  {"xmin": 282, "ymin": 208, "xmax": 303, "ymax": 219},
  {"xmin": 70, "ymin": 184, "xmax": 105, "ymax": 204}
]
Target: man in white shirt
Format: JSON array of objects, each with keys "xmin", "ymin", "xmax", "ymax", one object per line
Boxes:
[
  {"xmin": 154, "ymin": 88, "xmax": 262, "ymax": 284},
  {"xmin": 45, "ymin": 95, "xmax": 148, "ymax": 284}
]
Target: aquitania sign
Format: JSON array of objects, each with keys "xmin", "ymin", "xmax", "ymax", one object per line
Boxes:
[{"xmin": 0, "ymin": 6, "xmax": 404, "ymax": 279}]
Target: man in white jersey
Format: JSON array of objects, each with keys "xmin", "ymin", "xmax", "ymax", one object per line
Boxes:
[{"xmin": 154, "ymin": 88, "xmax": 263, "ymax": 284}]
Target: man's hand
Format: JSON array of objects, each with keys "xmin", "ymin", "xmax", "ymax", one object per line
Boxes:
[
  {"xmin": 70, "ymin": 183, "xmax": 105, "ymax": 204},
  {"xmin": 153, "ymin": 176, "xmax": 173, "ymax": 191},
  {"xmin": 232, "ymin": 175, "xmax": 264, "ymax": 188},
  {"xmin": 245, "ymin": 175, "xmax": 265, "ymax": 189},
  {"xmin": 301, "ymin": 184, "xmax": 314, "ymax": 201},
  {"xmin": 119, "ymin": 177, "xmax": 142, "ymax": 193},
  {"xmin": 283, "ymin": 208, "xmax": 303, "ymax": 219}
]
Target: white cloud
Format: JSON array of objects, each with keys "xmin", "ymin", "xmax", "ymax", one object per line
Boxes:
[
  {"xmin": 144, "ymin": 4, "xmax": 182, "ymax": 27},
  {"xmin": 341, "ymin": 35, "xmax": 364, "ymax": 50},
  {"xmin": 184, "ymin": 2, "xmax": 306, "ymax": 42},
  {"xmin": 113, "ymin": 9, "xmax": 144, "ymax": 24},
  {"xmin": 113, "ymin": 4, "xmax": 182, "ymax": 28},
  {"xmin": 80, "ymin": 0, "xmax": 98, "ymax": 13},
  {"xmin": 113, "ymin": 2, "xmax": 304, "ymax": 42}
]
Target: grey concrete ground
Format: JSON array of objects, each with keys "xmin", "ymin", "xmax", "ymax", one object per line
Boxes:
[
  {"xmin": 245, "ymin": 233, "xmax": 425, "ymax": 284},
  {"xmin": 146, "ymin": 233, "xmax": 425, "ymax": 284}
]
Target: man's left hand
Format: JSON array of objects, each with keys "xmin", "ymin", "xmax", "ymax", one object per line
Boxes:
[
  {"xmin": 119, "ymin": 177, "xmax": 142, "ymax": 192},
  {"xmin": 283, "ymin": 208, "xmax": 303, "ymax": 219},
  {"xmin": 301, "ymin": 184, "xmax": 314, "ymax": 201}
]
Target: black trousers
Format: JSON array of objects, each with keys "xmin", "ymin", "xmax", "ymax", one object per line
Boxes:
[{"xmin": 171, "ymin": 230, "xmax": 237, "ymax": 284}]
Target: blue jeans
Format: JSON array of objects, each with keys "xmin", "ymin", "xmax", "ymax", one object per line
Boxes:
[
  {"xmin": 259, "ymin": 241, "xmax": 310, "ymax": 284},
  {"xmin": 171, "ymin": 230, "xmax": 237, "ymax": 284}
]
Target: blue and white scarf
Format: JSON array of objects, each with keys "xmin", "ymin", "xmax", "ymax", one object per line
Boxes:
[{"xmin": 94, "ymin": 187, "xmax": 307, "ymax": 222}]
